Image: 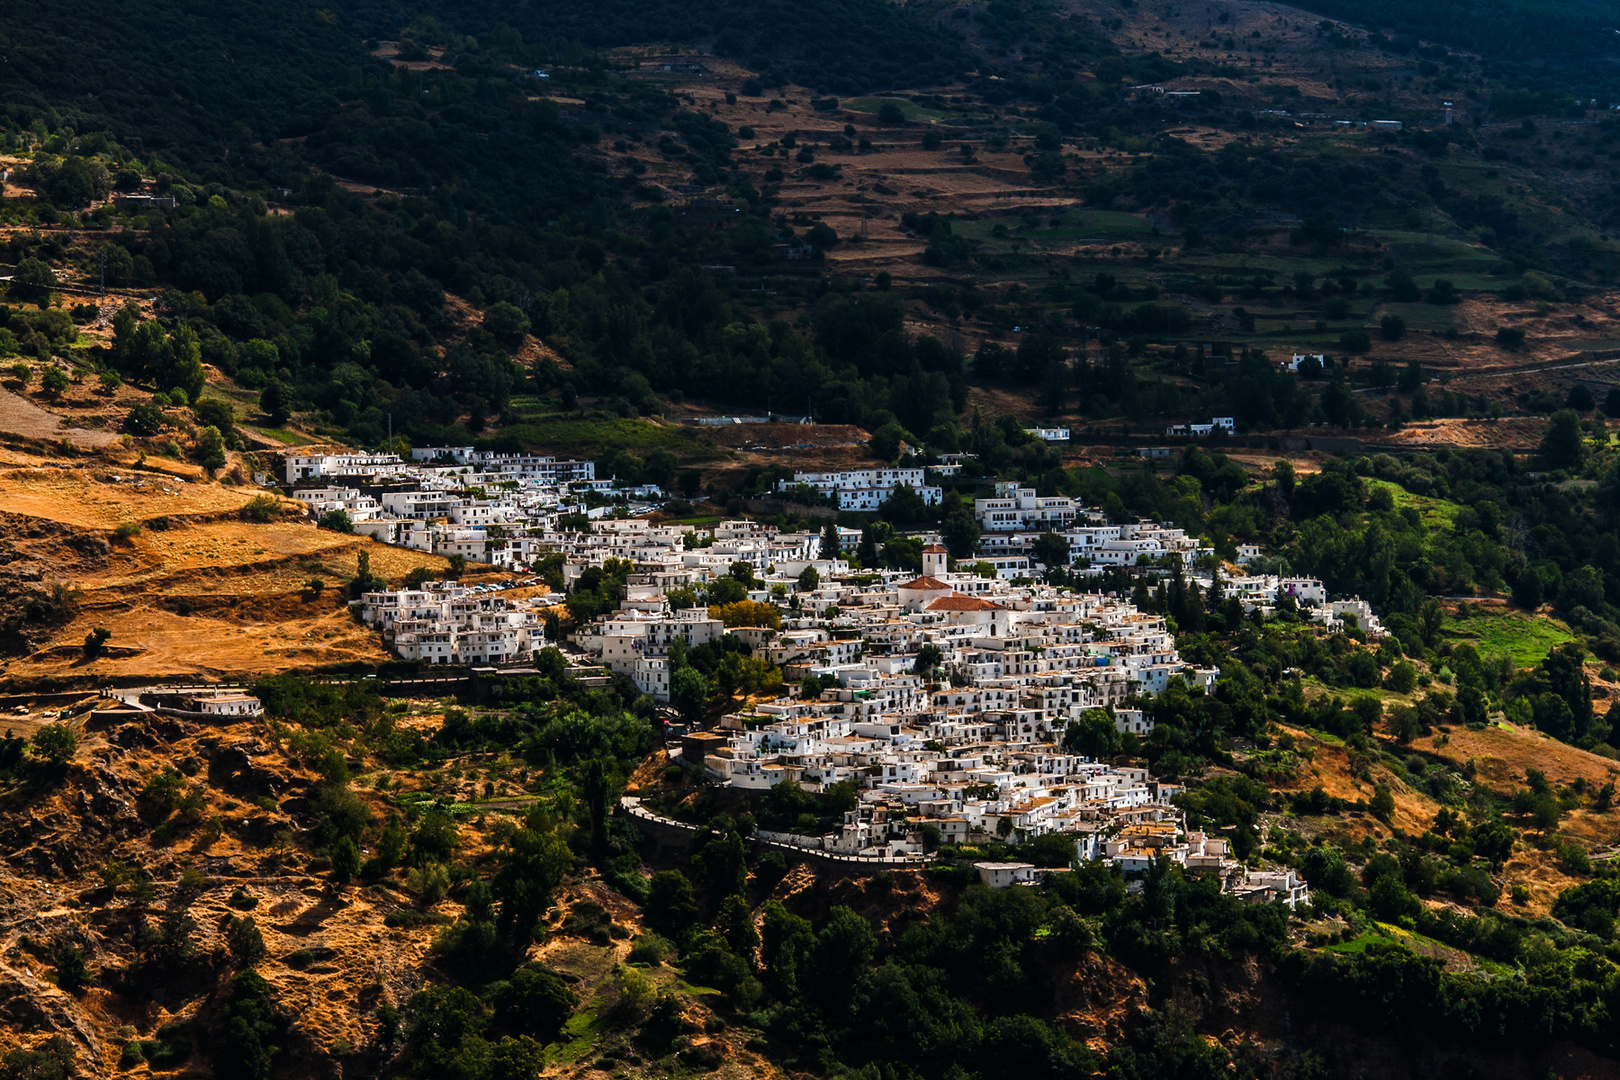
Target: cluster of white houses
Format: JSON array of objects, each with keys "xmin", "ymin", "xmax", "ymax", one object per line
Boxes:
[
  {"xmin": 283, "ymin": 449, "xmax": 606, "ymax": 568},
  {"xmin": 777, "ymin": 468, "xmax": 944, "ymax": 512},
  {"xmin": 353, "ymin": 528, "xmax": 1330, "ymax": 907},
  {"xmin": 1165, "ymin": 416, "xmax": 1236, "ymax": 438}
]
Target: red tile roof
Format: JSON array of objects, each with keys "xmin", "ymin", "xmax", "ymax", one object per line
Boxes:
[
  {"xmin": 896, "ymin": 575, "xmax": 951, "ymax": 591},
  {"xmin": 926, "ymin": 596, "xmax": 1007, "ymax": 612}
]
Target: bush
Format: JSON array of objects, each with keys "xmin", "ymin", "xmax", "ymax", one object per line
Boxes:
[
  {"xmin": 194, "ymin": 397, "xmax": 235, "ymax": 432},
  {"xmin": 318, "ymin": 509, "xmax": 355, "ymax": 533},
  {"xmin": 491, "ymin": 965, "xmax": 577, "ymax": 1040},
  {"xmin": 83, "ymin": 627, "xmax": 111, "ymax": 657},
  {"xmin": 240, "ymin": 495, "xmax": 280, "ymax": 522},
  {"xmin": 124, "ymin": 402, "xmax": 167, "ymax": 436},
  {"xmin": 30, "ymin": 723, "xmax": 78, "ymax": 765},
  {"xmin": 226, "ymin": 916, "xmax": 266, "ymax": 966},
  {"xmin": 1, "ymin": 1036, "xmax": 76, "ymax": 1079},
  {"xmin": 1496, "ymin": 326, "xmax": 1526, "ymax": 350},
  {"xmin": 40, "ymin": 366, "xmax": 69, "ymax": 395},
  {"xmin": 195, "ymin": 425, "xmax": 227, "ymax": 475},
  {"xmin": 627, "ymin": 932, "xmax": 673, "ymax": 965},
  {"xmin": 52, "ymin": 941, "xmax": 92, "ymax": 993}
]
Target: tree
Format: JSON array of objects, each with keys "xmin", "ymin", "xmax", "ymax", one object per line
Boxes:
[
  {"xmin": 493, "ymin": 966, "xmax": 577, "ymax": 1040},
  {"xmin": 194, "ymin": 397, "xmax": 236, "ymax": 433},
  {"xmin": 259, "ymin": 379, "xmax": 292, "ymax": 426},
  {"xmin": 672, "ymin": 666, "xmax": 709, "ymax": 726},
  {"xmin": 912, "ymin": 643, "xmax": 943, "ymax": 676},
  {"xmin": 1540, "ymin": 409, "xmax": 1586, "ymax": 469},
  {"xmin": 83, "ymin": 627, "xmax": 111, "ymax": 658},
  {"xmin": 645, "ymin": 870, "xmax": 700, "ymax": 941},
  {"xmin": 10, "ymin": 363, "xmax": 31, "ymax": 387},
  {"xmin": 124, "ymin": 403, "xmax": 167, "ymax": 436},
  {"xmin": 879, "ymin": 483, "xmax": 929, "ymax": 524},
  {"xmin": 1273, "ymin": 460, "xmax": 1296, "ymax": 499},
  {"xmin": 195, "ymin": 425, "xmax": 227, "ymax": 476},
  {"xmin": 1606, "ymin": 386, "xmax": 1620, "ymax": 418},
  {"xmin": 40, "ymin": 366, "xmax": 69, "ymax": 396},
  {"xmin": 940, "ymin": 491, "xmax": 979, "ymax": 559},
  {"xmin": 797, "ymin": 566, "xmax": 820, "ymax": 592},
  {"xmin": 1321, "ymin": 378, "xmax": 1361, "ymax": 426},
  {"xmin": 1496, "ymin": 326, "xmax": 1526, "ymax": 350},
  {"xmin": 1063, "ymin": 709, "xmax": 1118, "ymax": 759},
  {"xmin": 226, "ymin": 916, "xmax": 267, "ymax": 966},
  {"xmin": 803, "ymin": 906, "xmax": 876, "ymax": 1013},
  {"xmin": 98, "ymin": 370, "xmax": 122, "ymax": 395},
  {"xmin": 31, "ymin": 723, "xmax": 78, "ymax": 765},
  {"xmin": 13, "ymin": 258, "xmax": 57, "ymax": 302},
  {"xmin": 1032, "ymin": 531, "xmax": 1070, "ymax": 573},
  {"xmin": 806, "ymin": 221, "xmax": 839, "ymax": 250},
  {"xmin": 483, "ymin": 302, "xmax": 531, "ymax": 347},
  {"xmin": 318, "ymin": 509, "xmax": 355, "ymax": 533},
  {"xmin": 331, "ymin": 836, "xmax": 362, "ymax": 887},
  {"xmin": 869, "ymin": 422, "xmax": 905, "ymax": 461},
  {"xmin": 819, "ymin": 520, "xmax": 841, "ymax": 561},
  {"xmin": 348, "ymin": 550, "xmax": 386, "ymax": 600},
  {"xmin": 52, "ymin": 942, "xmax": 92, "ymax": 993},
  {"xmin": 1566, "ymin": 384, "xmax": 1596, "ymax": 412},
  {"xmin": 1379, "ymin": 314, "xmax": 1406, "ymax": 340}
]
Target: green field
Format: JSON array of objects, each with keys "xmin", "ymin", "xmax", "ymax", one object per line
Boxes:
[
  {"xmin": 842, "ymin": 96, "xmax": 954, "ymax": 124},
  {"xmin": 1442, "ymin": 605, "xmax": 1574, "ymax": 668},
  {"xmin": 242, "ymin": 426, "xmax": 315, "ymax": 446},
  {"xmin": 1370, "ymin": 479, "xmax": 1461, "ymax": 530}
]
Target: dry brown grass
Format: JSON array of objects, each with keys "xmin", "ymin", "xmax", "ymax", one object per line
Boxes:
[{"xmin": 0, "ymin": 445, "xmax": 451, "ymax": 683}]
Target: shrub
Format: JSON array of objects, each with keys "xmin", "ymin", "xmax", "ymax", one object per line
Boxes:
[
  {"xmin": 318, "ymin": 509, "xmax": 355, "ymax": 533},
  {"xmin": 40, "ymin": 366, "xmax": 69, "ymax": 395},
  {"xmin": 409, "ymin": 862, "xmax": 451, "ymax": 908},
  {"xmin": 226, "ymin": 916, "xmax": 267, "ymax": 966},
  {"xmin": 113, "ymin": 521, "xmax": 141, "ymax": 541},
  {"xmin": 491, "ymin": 965, "xmax": 577, "ymax": 1040},
  {"xmin": 193, "ymin": 397, "xmax": 235, "ymax": 433},
  {"xmin": 124, "ymin": 402, "xmax": 166, "ymax": 436},
  {"xmin": 239, "ymin": 495, "xmax": 280, "ymax": 523},
  {"xmin": 1, "ymin": 1036, "xmax": 76, "ymax": 1079},
  {"xmin": 195, "ymin": 425, "xmax": 226, "ymax": 475},
  {"xmin": 83, "ymin": 627, "xmax": 111, "ymax": 657},
  {"xmin": 1496, "ymin": 326, "xmax": 1526, "ymax": 350},
  {"xmin": 30, "ymin": 723, "xmax": 78, "ymax": 765},
  {"xmin": 52, "ymin": 941, "xmax": 92, "ymax": 992},
  {"xmin": 626, "ymin": 932, "xmax": 673, "ymax": 965}
]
